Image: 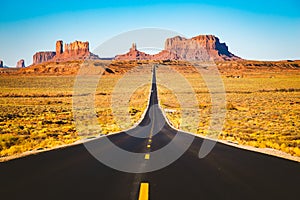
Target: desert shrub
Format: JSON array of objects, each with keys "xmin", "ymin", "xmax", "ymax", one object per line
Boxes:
[{"xmin": 227, "ymin": 103, "xmax": 238, "ymax": 110}]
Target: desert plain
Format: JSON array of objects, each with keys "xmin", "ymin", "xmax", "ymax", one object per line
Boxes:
[{"xmin": 0, "ymin": 59, "xmax": 299, "ymax": 162}]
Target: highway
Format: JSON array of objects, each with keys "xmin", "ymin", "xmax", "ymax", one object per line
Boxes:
[{"xmin": 0, "ymin": 66, "xmax": 299, "ymax": 200}]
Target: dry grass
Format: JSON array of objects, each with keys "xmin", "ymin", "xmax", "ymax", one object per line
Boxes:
[
  {"xmin": 1, "ymin": 60, "xmax": 300, "ymax": 159},
  {"xmin": 0, "ymin": 62, "xmax": 151, "ymax": 158},
  {"xmin": 157, "ymin": 64, "xmax": 300, "ymax": 157},
  {"xmin": 0, "ymin": 76, "xmax": 77, "ymax": 156}
]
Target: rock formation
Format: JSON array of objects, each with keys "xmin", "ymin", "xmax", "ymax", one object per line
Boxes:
[
  {"xmin": 53, "ymin": 40, "xmax": 99, "ymax": 61},
  {"xmin": 115, "ymin": 43, "xmax": 152, "ymax": 60},
  {"xmin": 30, "ymin": 35, "xmax": 239, "ymax": 64},
  {"xmin": 56, "ymin": 40, "xmax": 63, "ymax": 55},
  {"xmin": 165, "ymin": 35, "xmax": 240, "ymax": 61},
  {"xmin": 115, "ymin": 43, "xmax": 179, "ymax": 60},
  {"xmin": 33, "ymin": 51, "xmax": 56, "ymax": 64},
  {"xmin": 16, "ymin": 59, "xmax": 25, "ymax": 68},
  {"xmin": 31, "ymin": 40, "xmax": 100, "ymax": 65},
  {"xmin": 151, "ymin": 50, "xmax": 179, "ymax": 60},
  {"xmin": 115, "ymin": 35, "xmax": 240, "ymax": 61},
  {"xmin": 0, "ymin": 60, "xmax": 3, "ymax": 68}
]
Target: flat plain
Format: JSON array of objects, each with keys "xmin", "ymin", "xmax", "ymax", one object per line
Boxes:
[
  {"xmin": 0, "ymin": 60, "xmax": 299, "ymax": 160},
  {"xmin": 158, "ymin": 61, "xmax": 300, "ymax": 158}
]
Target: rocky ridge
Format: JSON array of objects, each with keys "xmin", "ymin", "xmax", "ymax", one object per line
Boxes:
[
  {"xmin": 115, "ymin": 35, "xmax": 240, "ymax": 61},
  {"xmin": 115, "ymin": 43, "xmax": 151, "ymax": 60},
  {"xmin": 115, "ymin": 43, "xmax": 179, "ymax": 60}
]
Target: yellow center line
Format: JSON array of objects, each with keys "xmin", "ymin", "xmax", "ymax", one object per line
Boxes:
[
  {"xmin": 138, "ymin": 182, "xmax": 149, "ymax": 200},
  {"xmin": 148, "ymin": 139, "xmax": 152, "ymax": 143},
  {"xmin": 145, "ymin": 153, "xmax": 150, "ymax": 160},
  {"xmin": 147, "ymin": 144, "xmax": 151, "ymax": 148}
]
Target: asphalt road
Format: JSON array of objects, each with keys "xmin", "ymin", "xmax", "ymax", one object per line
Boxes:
[{"xmin": 0, "ymin": 67, "xmax": 299, "ymax": 200}]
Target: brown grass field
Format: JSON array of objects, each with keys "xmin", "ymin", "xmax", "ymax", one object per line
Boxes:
[{"xmin": 0, "ymin": 60, "xmax": 299, "ymax": 160}]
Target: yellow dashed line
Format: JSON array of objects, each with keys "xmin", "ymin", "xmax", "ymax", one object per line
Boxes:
[
  {"xmin": 144, "ymin": 154, "xmax": 150, "ymax": 160},
  {"xmin": 148, "ymin": 139, "xmax": 152, "ymax": 143},
  {"xmin": 138, "ymin": 182, "xmax": 149, "ymax": 200},
  {"xmin": 147, "ymin": 144, "xmax": 151, "ymax": 148}
]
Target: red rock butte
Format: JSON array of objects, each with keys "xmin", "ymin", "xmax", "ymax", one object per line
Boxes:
[
  {"xmin": 115, "ymin": 35, "xmax": 240, "ymax": 61},
  {"xmin": 115, "ymin": 43, "xmax": 151, "ymax": 60},
  {"xmin": 16, "ymin": 59, "xmax": 25, "ymax": 68},
  {"xmin": 32, "ymin": 34, "xmax": 241, "ymax": 65},
  {"xmin": 33, "ymin": 40, "xmax": 99, "ymax": 64},
  {"xmin": 114, "ymin": 43, "xmax": 179, "ymax": 60}
]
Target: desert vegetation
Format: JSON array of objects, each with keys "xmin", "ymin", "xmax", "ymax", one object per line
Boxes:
[
  {"xmin": 0, "ymin": 76, "xmax": 77, "ymax": 157},
  {"xmin": 157, "ymin": 64, "xmax": 300, "ymax": 157},
  {"xmin": 1, "ymin": 59, "xmax": 300, "ymax": 160},
  {"xmin": 0, "ymin": 61, "xmax": 151, "ymax": 158}
]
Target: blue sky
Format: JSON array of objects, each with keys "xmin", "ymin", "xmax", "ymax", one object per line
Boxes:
[{"xmin": 1, "ymin": 0, "xmax": 300, "ymax": 66}]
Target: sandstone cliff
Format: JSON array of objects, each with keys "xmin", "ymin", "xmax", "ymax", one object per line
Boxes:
[
  {"xmin": 33, "ymin": 52, "xmax": 56, "ymax": 64},
  {"xmin": 16, "ymin": 59, "xmax": 25, "ymax": 68},
  {"xmin": 54, "ymin": 40, "xmax": 99, "ymax": 61},
  {"xmin": 115, "ymin": 35, "xmax": 240, "ymax": 61},
  {"xmin": 165, "ymin": 35, "xmax": 240, "ymax": 61},
  {"xmin": 31, "ymin": 40, "xmax": 100, "ymax": 65}
]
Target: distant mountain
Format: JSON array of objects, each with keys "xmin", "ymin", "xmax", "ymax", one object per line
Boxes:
[{"xmin": 115, "ymin": 34, "xmax": 241, "ymax": 61}]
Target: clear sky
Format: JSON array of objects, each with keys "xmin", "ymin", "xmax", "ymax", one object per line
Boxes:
[{"xmin": 1, "ymin": 0, "xmax": 299, "ymax": 66}]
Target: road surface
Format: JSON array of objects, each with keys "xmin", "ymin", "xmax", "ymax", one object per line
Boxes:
[{"xmin": 0, "ymin": 66, "xmax": 299, "ymax": 200}]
